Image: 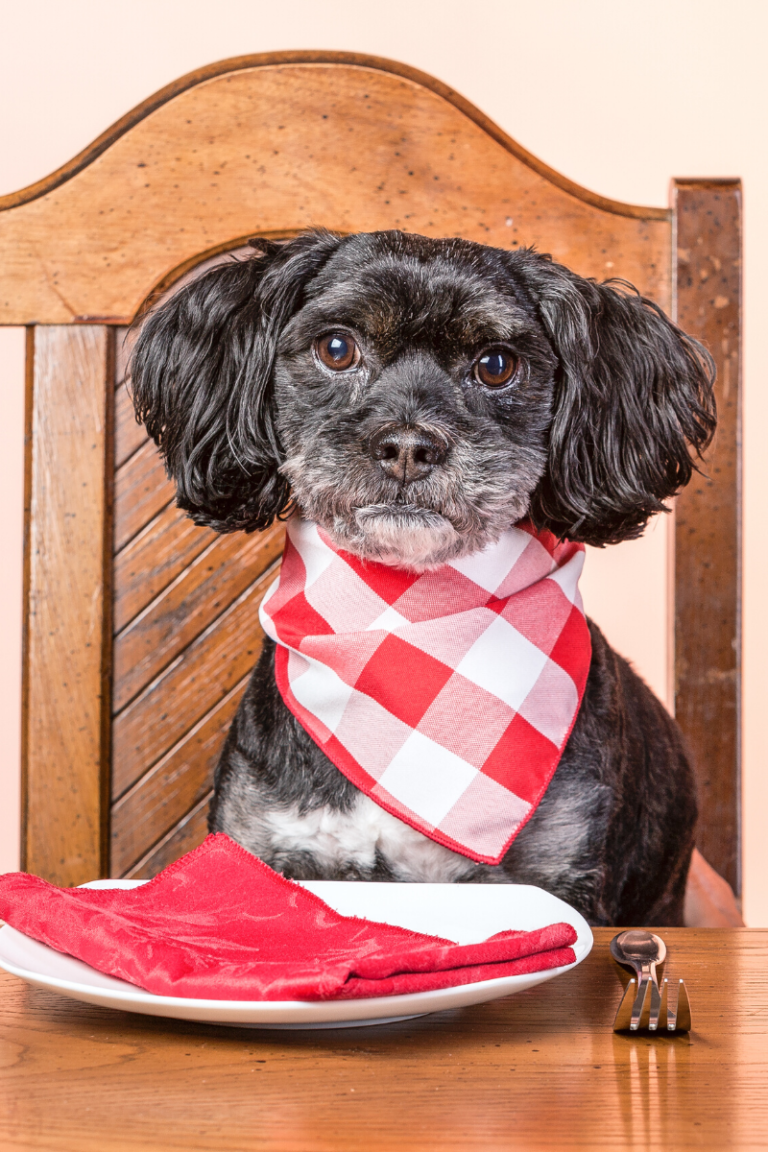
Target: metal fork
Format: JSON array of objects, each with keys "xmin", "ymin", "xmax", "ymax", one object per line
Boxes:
[{"xmin": 611, "ymin": 930, "xmax": 692, "ymax": 1033}]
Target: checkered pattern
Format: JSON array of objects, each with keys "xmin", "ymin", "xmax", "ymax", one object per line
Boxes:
[{"xmin": 259, "ymin": 517, "xmax": 592, "ymax": 865}]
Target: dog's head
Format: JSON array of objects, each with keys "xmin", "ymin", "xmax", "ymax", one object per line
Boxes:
[{"xmin": 130, "ymin": 230, "xmax": 715, "ymax": 568}]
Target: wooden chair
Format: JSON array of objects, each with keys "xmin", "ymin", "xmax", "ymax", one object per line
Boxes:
[{"xmin": 0, "ymin": 52, "xmax": 741, "ymax": 894}]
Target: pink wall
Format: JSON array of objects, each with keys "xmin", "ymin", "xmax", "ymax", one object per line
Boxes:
[{"xmin": 1, "ymin": 0, "xmax": 765, "ymax": 922}]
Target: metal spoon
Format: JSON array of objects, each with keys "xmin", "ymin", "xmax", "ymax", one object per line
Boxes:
[{"xmin": 610, "ymin": 930, "xmax": 666, "ymax": 1030}]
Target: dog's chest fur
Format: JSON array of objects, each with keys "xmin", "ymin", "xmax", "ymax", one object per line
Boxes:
[{"xmin": 229, "ymin": 790, "xmax": 480, "ymax": 883}]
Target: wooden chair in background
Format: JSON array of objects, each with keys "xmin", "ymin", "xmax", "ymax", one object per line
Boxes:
[{"xmin": 0, "ymin": 52, "xmax": 741, "ymax": 894}]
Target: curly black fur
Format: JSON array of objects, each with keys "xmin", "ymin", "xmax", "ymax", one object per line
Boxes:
[{"xmin": 131, "ymin": 232, "xmax": 341, "ymax": 532}]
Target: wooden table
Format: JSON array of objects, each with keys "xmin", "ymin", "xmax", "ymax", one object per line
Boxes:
[{"xmin": 0, "ymin": 929, "xmax": 765, "ymax": 1150}]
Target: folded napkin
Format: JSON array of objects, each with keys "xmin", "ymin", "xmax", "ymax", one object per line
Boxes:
[{"xmin": 0, "ymin": 834, "xmax": 577, "ymax": 1001}]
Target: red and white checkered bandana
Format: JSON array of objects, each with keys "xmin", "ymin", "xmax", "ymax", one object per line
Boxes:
[{"xmin": 259, "ymin": 517, "xmax": 592, "ymax": 865}]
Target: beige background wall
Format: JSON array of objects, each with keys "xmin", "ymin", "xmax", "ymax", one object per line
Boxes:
[{"xmin": 0, "ymin": 0, "xmax": 764, "ymax": 922}]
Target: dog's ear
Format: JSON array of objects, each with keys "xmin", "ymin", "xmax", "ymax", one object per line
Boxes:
[
  {"xmin": 516, "ymin": 252, "xmax": 716, "ymax": 546},
  {"xmin": 129, "ymin": 230, "xmax": 342, "ymax": 533}
]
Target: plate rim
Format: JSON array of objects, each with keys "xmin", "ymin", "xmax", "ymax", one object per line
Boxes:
[{"xmin": 0, "ymin": 879, "xmax": 593, "ymax": 1023}]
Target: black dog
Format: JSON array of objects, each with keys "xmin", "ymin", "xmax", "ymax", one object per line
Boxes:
[{"xmin": 130, "ymin": 230, "xmax": 715, "ymax": 926}]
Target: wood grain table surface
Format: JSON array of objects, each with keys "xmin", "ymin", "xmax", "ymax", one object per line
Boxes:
[{"xmin": 0, "ymin": 928, "xmax": 766, "ymax": 1151}]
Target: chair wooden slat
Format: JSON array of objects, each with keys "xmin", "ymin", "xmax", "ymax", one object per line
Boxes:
[
  {"xmin": 114, "ymin": 381, "xmax": 148, "ymax": 469},
  {"xmin": 113, "ymin": 524, "xmax": 284, "ymax": 711},
  {"xmin": 114, "ymin": 504, "xmax": 216, "ymax": 633},
  {"xmin": 111, "ymin": 569, "xmax": 275, "ymax": 800},
  {"xmin": 110, "ymin": 680, "xmax": 246, "ymax": 876},
  {"xmin": 22, "ymin": 326, "xmax": 113, "ymax": 883},
  {"xmin": 114, "ymin": 440, "xmax": 175, "ymax": 553},
  {"xmin": 124, "ymin": 793, "xmax": 213, "ymax": 880},
  {"xmin": 673, "ymin": 179, "xmax": 742, "ymax": 895}
]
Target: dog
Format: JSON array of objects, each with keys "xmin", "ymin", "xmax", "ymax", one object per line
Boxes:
[{"xmin": 130, "ymin": 229, "xmax": 716, "ymax": 927}]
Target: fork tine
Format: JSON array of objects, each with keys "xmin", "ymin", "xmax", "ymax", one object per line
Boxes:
[
  {"xmin": 676, "ymin": 980, "xmax": 692, "ymax": 1032},
  {"xmin": 659, "ymin": 978, "xmax": 672, "ymax": 1030},
  {"xmin": 648, "ymin": 976, "xmax": 662, "ymax": 1030},
  {"xmin": 613, "ymin": 979, "xmax": 637, "ymax": 1031},
  {"xmin": 630, "ymin": 976, "xmax": 650, "ymax": 1030},
  {"xmin": 639, "ymin": 979, "xmax": 653, "ymax": 1029}
]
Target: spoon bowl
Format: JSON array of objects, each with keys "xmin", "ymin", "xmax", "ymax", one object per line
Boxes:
[{"xmin": 611, "ymin": 930, "xmax": 666, "ymax": 968}]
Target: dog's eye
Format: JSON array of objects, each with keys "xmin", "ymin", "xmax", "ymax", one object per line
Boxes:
[
  {"xmin": 473, "ymin": 349, "xmax": 519, "ymax": 389},
  {"xmin": 315, "ymin": 333, "xmax": 360, "ymax": 372}
]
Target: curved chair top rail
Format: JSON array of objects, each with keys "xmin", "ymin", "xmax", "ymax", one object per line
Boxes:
[
  {"xmin": 0, "ymin": 51, "xmax": 672, "ymax": 325},
  {"xmin": 1, "ymin": 51, "xmax": 669, "ymax": 221}
]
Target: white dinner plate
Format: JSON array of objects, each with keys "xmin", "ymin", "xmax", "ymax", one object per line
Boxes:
[{"xmin": 0, "ymin": 880, "xmax": 592, "ymax": 1029}]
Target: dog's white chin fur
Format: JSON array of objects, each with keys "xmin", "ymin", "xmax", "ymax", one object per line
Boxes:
[{"xmin": 333, "ymin": 505, "xmax": 463, "ymax": 571}]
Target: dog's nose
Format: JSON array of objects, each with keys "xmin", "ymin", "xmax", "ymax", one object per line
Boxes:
[{"xmin": 368, "ymin": 426, "xmax": 447, "ymax": 484}]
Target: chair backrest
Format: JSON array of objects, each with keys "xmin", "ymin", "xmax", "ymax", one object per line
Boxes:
[{"xmin": 0, "ymin": 52, "xmax": 741, "ymax": 892}]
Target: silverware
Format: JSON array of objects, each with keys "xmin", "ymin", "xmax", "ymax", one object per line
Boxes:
[{"xmin": 610, "ymin": 930, "xmax": 691, "ymax": 1033}]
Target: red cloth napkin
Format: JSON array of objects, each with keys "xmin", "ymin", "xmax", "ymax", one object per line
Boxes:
[{"xmin": 0, "ymin": 834, "xmax": 577, "ymax": 1001}]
